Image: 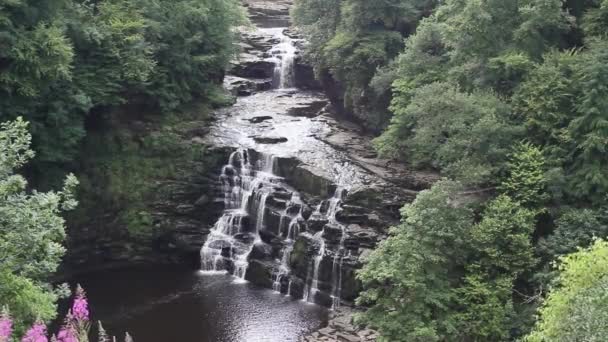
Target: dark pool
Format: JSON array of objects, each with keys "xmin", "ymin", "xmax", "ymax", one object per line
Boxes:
[{"xmin": 72, "ymin": 267, "xmax": 328, "ymax": 342}]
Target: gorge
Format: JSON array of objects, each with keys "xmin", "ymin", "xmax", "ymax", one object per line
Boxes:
[
  {"xmin": 66, "ymin": 0, "xmax": 431, "ymax": 340},
  {"xmin": 4, "ymin": 0, "xmax": 606, "ymax": 341}
]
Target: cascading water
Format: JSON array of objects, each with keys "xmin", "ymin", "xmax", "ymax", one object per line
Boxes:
[
  {"xmin": 200, "ymin": 149, "xmax": 277, "ymax": 281},
  {"xmin": 271, "ymin": 196, "xmax": 304, "ymax": 294},
  {"xmin": 302, "ymin": 188, "xmax": 348, "ymax": 310},
  {"xmin": 269, "ymin": 29, "xmax": 297, "ymax": 89}
]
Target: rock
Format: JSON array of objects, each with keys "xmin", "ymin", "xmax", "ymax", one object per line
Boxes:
[
  {"xmin": 287, "ymin": 165, "xmax": 336, "ymax": 197},
  {"xmin": 230, "ymin": 58, "xmax": 275, "ymax": 79},
  {"xmin": 336, "ymin": 333, "xmax": 361, "ymax": 342},
  {"xmin": 253, "ymin": 136, "xmax": 288, "ymax": 144},
  {"xmin": 248, "ymin": 115, "xmax": 273, "ymax": 123},
  {"xmin": 307, "ymin": 214, "xmax": 329, "ymax": 232},
  {"xmin": 287, "ymin": 100, "xmax": 328, "ymax": 117},
  {"xmin": 321, "ymin": 223, "xmax": 343, "ymax": 242},
  {"xmin": 249, "ymin": 241, "xmax": 273, "ymax": 260},
  {"xmin": 294, "ymin": 57, "xmax": 322, "ymax": 90},
  {"xmin": 245, "ymin": 259, "xmax": 274, "ymax": 287},
  {"xmin": 224, "ymin": 76, "xmax": 273, "ymax": 96}
]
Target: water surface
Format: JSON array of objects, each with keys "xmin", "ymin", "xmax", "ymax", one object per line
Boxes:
[{"xmin": 75, "ymin": 267, "xmax": 328, "ymax": 342}]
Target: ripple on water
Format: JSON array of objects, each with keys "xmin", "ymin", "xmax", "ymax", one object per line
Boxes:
[{"xmin": 71, "ymin": 267, "xmax": 328, "ymax": 342}]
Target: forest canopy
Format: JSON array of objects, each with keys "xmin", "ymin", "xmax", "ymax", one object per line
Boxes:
[
  {"xmin": 293, "ymin": 0, "xmax": 608, "ymax": 340},
  {"xmin": 0, "ymin": 0, "xmax": 245, "ymax": 173}
]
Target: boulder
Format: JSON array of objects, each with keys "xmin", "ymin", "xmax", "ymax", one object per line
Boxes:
[
  {"xmin": 249, "ymin": 241, "xmax": 273, "ymax": 260},
  {"xmin": 253, "ymin": 136, "xmax": 288, "ymax": 144},
  {"xmin": 245, "ymin": 259, "xmax": 274, "ymax": 287}
]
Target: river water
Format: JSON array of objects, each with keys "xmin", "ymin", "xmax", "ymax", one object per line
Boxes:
[{"xmin": 74, "ymin": 267, "xmax": 327, "ymax": 341}]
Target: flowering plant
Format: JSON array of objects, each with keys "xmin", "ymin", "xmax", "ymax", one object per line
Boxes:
[{"xmin": 1, "ymin": 287, "xmax": 132, "ymax": 342}]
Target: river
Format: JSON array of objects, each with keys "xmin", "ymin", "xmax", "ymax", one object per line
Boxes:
[
  {"xmin": 73, "ymin": 267, "xmax": 327, "ymax": 341},
  {"xmin": 67, "ymin": 2, "xmax": 419, "ymax": 340}
]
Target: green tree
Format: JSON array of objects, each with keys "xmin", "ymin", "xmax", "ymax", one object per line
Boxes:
[
  {"xmin": 536, "ymin": 207, "xmax": 608, "ymax": 285},
  {"xmin": 357, "ymin": 184, "xmax": 536, "ymax": 341},
  {"xmin": 527, "ymin": 239, "xmax": 608, "ymax": 342},
  {"xmin": 376, "ymin": 82, "xmax": 522, "ymax": 186},
  {"xmin": 357, "ymin": 180, "xmax": 474, "ymax": 341},
  {"xmin": 499, "ymin": 143, "xmax": 548, "ymax": 208},
  {"xmin": 0, "ymin": 118, "xmax": 78, "ymax": 332}
]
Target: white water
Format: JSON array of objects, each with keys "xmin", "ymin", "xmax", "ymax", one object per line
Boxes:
[
  {"xmin": 200, "ymin": 150, "xmax": 277, "ymax": 281},
  {"xmin": 302, "ymin": 188, "xmax": 348, "ymax": 310},
  {"xmin": 269, "ymin": 29, "xmax": 297, "ymax": 89}
]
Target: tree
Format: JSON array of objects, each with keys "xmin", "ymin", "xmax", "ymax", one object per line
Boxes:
[
  {"xmin": 0, "ymin": 118, "xmax": 78, "ymax": 332},
  {"xmin": 536, "ymin": 207, "xmax": 608, "ymax": 284},
  {"xmin": 357, "ymin": 180, "xmax": 474, "ymax": 341},
  {"xmin": 357, "ymin": 183, "xmax": 536, "ymax": 341},
  {"xmin": 376, "ymin": 82, "xmax": 522, "ymax": 186},
  {"xmin": 526, "ymin": 240, "xmax": 608, "ymax": 342},
  {"xmin": 499, "ymin": 143, "xmax": 549, "ymax": 208}
]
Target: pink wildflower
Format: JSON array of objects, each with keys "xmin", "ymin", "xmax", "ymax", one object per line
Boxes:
[
  {"xmin": 21, "ymin": 321, "xmax": 48, "ymax": 342},
  {"xmin": 72, "ymin": 286, "xmax": 89, "ymax": 322},
  {"xmin": 0, "ymin": 308, "xmax": 12, "ymax": 342},
  {"xmin": 55, "ymin": 327, "xmax": 77, "ymax": 342}
]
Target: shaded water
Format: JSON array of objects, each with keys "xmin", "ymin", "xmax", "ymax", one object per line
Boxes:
[{"xmin": 73, "ymin": 267, "xmax": 328, "ymax": 342}]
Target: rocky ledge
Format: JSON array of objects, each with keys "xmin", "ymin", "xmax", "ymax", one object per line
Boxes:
[{"xmin": 300, "ymin": 309, "xmax": 379, "ymax": 342}]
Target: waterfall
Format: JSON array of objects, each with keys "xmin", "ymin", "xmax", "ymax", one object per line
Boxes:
[
  {"xmin": 271, "ymin": 195, "xmax": 303, "ymax": 295},
  {"xmin": 272, "ymin": 245, "xmax": 292, "ymax": 292},
  {"xmin": 200, "ymin": 149, "xmax": 276, "ymax": 281},
  {"xmin": 270, "ymin": 30, "xmax": 297, "ymax": 89},
  {"xmin": 302, "ymin": 188, "xmax": 348, "ymax": 309}
]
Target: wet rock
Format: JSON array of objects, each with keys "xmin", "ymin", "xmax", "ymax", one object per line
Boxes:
[
  {"xmin": 224, "ymin": 76, "xmax": 272, "ymax": 96},
  {"xmin": 245, "ymin": 259, "xmax": 274, "ymax": 287},
  {"xmin": 307, "ymin": 214, "xmax": 329, "ymax": 233},
  {"xmin": 321, "ymin": 223, "xmax": 343, "ymax": 242},
  {"xmin": 288, "ymin": 165, "xmax": 336, "ymax": 198},
  {"xmin": 230, "ymin": 57, "xmax": 275, "ymax": 79},
  {"xmin": 253, "ymin": 136, "xmax": 288, "ymax": 144},
  {"xmin": 300, "ymin": 308, "xmax": 379, "ymax": 342},
  {"xmin": 344, "ymin": 224, "xmax": 379, "ymax": 249},
  {"xmin": 248, "ymin": 115, "xmax": 273, "ymax": 123},
  {"xmin": 249, "ymin": 241, "xmax": 273, "ymax": 260},
  {"xmin": 294, "ymin": 58, "xmax": 322, "ymax": 90},
  {"xmin": 290, "ymin": 234, "xmax": 318, "ymax": 279},
  {"xmin": 287, "ymin": 100, "xmax": 328, "ymax": 117}
]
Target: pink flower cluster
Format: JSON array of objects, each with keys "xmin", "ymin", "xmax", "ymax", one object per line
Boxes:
[
  {"xmin": 71, "ymin": 286, "xmax": 89, "ymax": 322},
  {"xmin": 0, "ymin": 309, "xmax": 12, "ymax": 342},
  {"xmin": 21, "ymin": 322, "xmax": 47, "ymax": 342},
  {"xmin": 1, "ymin": 286, "xmax": 133, "ymax": 342},
  {"xmin": 55, "ymin": 327, "xmax": 77, "ymax": 342}
]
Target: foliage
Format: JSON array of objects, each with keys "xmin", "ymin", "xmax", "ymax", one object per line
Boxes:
[
  {"xmin": 0, "ymin": 0, "xmax": 244, "ymax": 171},
  {"xmin": 537, "ymin": 208, "xmax": 608, "ymax": 270},
  {"xmin": 526, "ymin": 240, "xmax": 608, "ymax": 342},
  {"xmin": 376, "ymin": 82, "xmax": 522, "ymax": 185},
  {"xmin": 294, "ymin": 0, "xmax": 608, "ymax": 339},
  {"xmin": 0, "ymin": 118, "xmax": 78, "ymax": 333},
  {"xmin": 293, "ymin": 0, "xmax": 438, "ymax": 131},
  {"xmin": 498, "ymin": 143, "xmax": 548, "ymax": 208},
  {"xmin": 357, "ymin": 182, "xmax": 535, "ymax": 341},
  {"xmin": 356, "ymin": 180, "xmax": 474, "ymax": 341}
]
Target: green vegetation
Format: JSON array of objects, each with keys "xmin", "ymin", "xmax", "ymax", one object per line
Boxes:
[
  {"xmin": 527, "ymin": 240, "xmax": 608, "ymax": 342},
  {"xmin": 0, "ymin": 118, "xmax": 77, "ymax": 334},
  {"xmin": 293, "ymin": 0, "xmax": 438, "ymax": 131},
  {"xmin": 0, "ymin": 0, "xmax": 244, "ymax": 174},
  {"xmin": 0, "ymin": 0, "xmax": 243, "ymax": 333},
  {"xmin": 294, "ymin": 0, "xmax": 608, "ymax": 340}
]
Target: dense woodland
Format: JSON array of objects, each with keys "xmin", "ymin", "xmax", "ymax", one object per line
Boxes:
[
  {"xmin": 2, "ymin": 0, "xmax": 608, "ymax": 340},
  {"xmin": 293, "ymin": 0, "xmax": 608, "ymax": 341}
]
